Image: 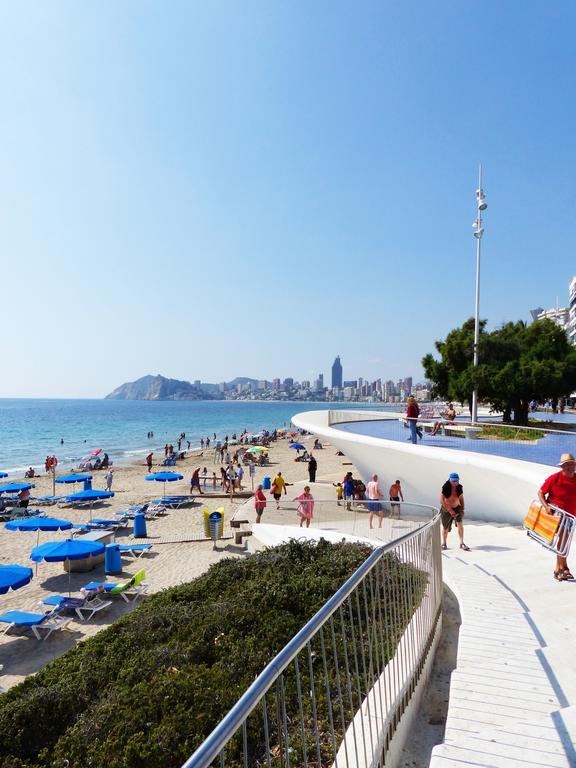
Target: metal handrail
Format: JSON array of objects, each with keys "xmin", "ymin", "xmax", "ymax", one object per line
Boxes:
[{"xmin": 182, "ymin": 510, "xmax": 440, "ymax": 768}]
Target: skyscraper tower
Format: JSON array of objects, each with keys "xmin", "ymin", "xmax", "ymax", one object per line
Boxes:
[{"xmin": 331, "ymin": 356, "xmax": 343, "ymax": 388}]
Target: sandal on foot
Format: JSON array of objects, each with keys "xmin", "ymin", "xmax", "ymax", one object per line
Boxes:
[
  {"xmin": 441, "ymin": 543, "xmax": 448, "ymax": 550},
  {"xmin": 554, "ymin": 570, "xmax": 571, "ymax": 581},
  {"xmin": 460, "ymin": 543, "xmax": 471, "ymax": 551}
]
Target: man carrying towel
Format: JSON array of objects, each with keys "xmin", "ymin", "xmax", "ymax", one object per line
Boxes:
[{"xmin": 440, "ymin": 472, "xmax": 470, "ymax": 551}]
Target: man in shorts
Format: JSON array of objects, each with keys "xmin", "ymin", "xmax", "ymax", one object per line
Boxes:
[
  {"xmin": 440, "ymin": 472, "xmax": 470, "ymax": 551},
  {"xmin": 366, "ymin": 474, "xmax": 384, "ymax": 529}
]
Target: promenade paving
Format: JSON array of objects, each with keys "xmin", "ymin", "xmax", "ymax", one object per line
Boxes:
[{"xmin": 430, "ymin": 521, "xmax": 576, "ymax": 768}]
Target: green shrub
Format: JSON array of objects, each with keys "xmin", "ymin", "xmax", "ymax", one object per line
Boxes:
[{"xmin": 0, "ymin": 540, "xmax": 424, "ymax": 768}]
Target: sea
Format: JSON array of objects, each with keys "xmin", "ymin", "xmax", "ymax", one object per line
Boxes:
[{"xmin": 0, "ymin": 399, "xmax": 398, "ymax": 476}]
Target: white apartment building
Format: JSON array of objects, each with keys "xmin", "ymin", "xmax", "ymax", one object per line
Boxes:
[{"xmin": 569, "ymin": 276, "xmax": 576, "ymax": 345}]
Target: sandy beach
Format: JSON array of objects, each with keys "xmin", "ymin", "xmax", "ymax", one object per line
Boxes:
[{"xmin": 0, "ymin": 432, "xmax": 358, "ymax": 689}]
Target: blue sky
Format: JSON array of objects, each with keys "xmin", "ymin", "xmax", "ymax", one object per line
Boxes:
[{"xmin": 1, "ymin": 2, "xmax": 575, "ymax": 397}]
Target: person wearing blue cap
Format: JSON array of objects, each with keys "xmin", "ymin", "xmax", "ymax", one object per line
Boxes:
[{"xmin": 440, "ymin": 472, "xmax": 470, "ymax": 551}]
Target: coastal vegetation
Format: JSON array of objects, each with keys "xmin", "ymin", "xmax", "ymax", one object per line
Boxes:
[
  {"xmin": 423, "ymin": 317, "xmax": 576, "ymax": 425},
  {"xmin": 478, "ymin": 424, "xmax": 545, "ymax": 441},
  {"xmin": 0, "ymin": 540, "xmax": 426, "ymax": 768}
]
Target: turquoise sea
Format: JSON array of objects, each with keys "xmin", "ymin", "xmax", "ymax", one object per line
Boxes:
[{"xmin": 0, "ymin": 399, "xmax": 395, "ymax": 475}]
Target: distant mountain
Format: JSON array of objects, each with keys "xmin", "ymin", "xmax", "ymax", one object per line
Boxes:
[{"xmin": 105, "ymin": 375, "xmax": 219, "ymax": 401}]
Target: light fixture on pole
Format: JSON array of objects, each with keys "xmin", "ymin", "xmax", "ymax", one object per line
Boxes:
[{"xmin": 471, "ymin": 165, "xmax": 487, "ymax": 423}]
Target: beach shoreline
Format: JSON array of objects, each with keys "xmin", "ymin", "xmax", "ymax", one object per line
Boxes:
[{"xmin": 0, "ymin": 429, "xmax": 358, "ymax": 690}]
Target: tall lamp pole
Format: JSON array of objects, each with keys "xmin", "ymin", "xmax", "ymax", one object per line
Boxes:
[{"xmin": 471, "ymin": 164, "xmax": 487, "ymax": 423}]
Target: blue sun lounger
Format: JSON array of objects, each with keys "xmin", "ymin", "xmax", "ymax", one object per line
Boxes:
[
  {"xmin": 151, "ymin": 495, "xmax": 195, "ymax": 508},
  {"xmin": 0, "ymin": 606, "xmax": 71, "ymax": 640},
  {"xmin": 40, "ymin": 588, "xmax": 112, "ymax": 621},
  {"xmin": 118, "ymin": 544, "xmax": 152, "ymax": 558},
  {"xmin": 82, "ymin": 569, "xmax": 148, "ymax": 602}
]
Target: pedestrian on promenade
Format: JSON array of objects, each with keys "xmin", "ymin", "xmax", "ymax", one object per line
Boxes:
[
  {"xmin": 105, "ymin": 469, "xmax": 113, "ymax": 491},
  {"xmin": 334, "ymin": 482, "xmax": 344, "ymax": 506},
  {"xmin": 440, "ymin": 472, "xmax": 470, "ymax": 551},
  {"xmin": 254, "ymin": 484, "xmax": 267, "ymax": 523},
  {"xmin": 366, "ymin": 474, "xmax": 385, "ymax": 529},
  {"xmin": 389, "ymin": 479, "xmax": 404, "ymax": 517},
  {"xmin": 537, "ymin": 452, "xmax": 576, "ymax": 581},
  {"xmin": 406, "ymin": 396, "xmax": 422, "ymax": 444},
  {"xmin": 271, "ymin": 471, "xmax": 287, "ymax": 509},
  {"xmin": 308, "ymin": 454, "xmax": 317, "ymax": 483},
  {"xmin": 295, "ymin": 486, "xmax": 315, "ymax": 528},
  {"xmin": 146, "ymin": 452, "xmax": 153, "ymax": 472}
]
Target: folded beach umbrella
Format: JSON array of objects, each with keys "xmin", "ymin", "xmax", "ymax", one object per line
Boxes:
[
  {"xmin": 145, "ymin": 471, "xmax": 184, "ymax": 498},
  {"xmin": 55, "ymin": 473, "xmax": 93, "ymax": 485},
  {"xmin": 31, "ymin": 538, "xmax": 105, "ymax": 596},
  {"xmin": 0, "ymin": 482, "xmax": 35, "ymax": 494},
  {"xmin": 0, "ymin": 564, "xmax": 34, "ymax": 595}
]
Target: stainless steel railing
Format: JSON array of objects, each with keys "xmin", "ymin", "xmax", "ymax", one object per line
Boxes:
[{"xmin": 182, "ymin": 507, "xmax": 442, "ymax": 768}]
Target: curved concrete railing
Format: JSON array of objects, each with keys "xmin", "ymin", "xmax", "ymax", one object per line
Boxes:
[{"xmin": 292, "ymin": 409, "xmax": 554, "ymax": 525}]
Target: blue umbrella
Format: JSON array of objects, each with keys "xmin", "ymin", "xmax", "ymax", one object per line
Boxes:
[
  {"xmin": 146, "ymin": 472, "xmax": 183, "ymax": 498},
  {"xmin": 6, "ymin": 516, "xmax": 74, "ymax": 572},
  {"xmin": 55, "ymin": 474, "xmax": 93, "ymax": 484},
  {"xmin": 0, "ymin": 482, "xmax": 35, "ymax": 494},
  {"xmin": 0, "ymin": 564, "xmax": 33, "ymax": 594},
  {"xmin": 289, "ymin": 443, "xmax": 305, "ymax": 450},
  {"xmin": 66, "ymin": 489, "xmax": 114, "ymax": 520},
  {"xmin": 31, "ymin": 538, "xmax": 105, "ymax": 595},
  {"xmin": 6, "ymin": 515, "xmax": 73, "ymax": 533},
  {"xmin": 0, "ymin": 472, "xmax": 7, "ymax": 479}
]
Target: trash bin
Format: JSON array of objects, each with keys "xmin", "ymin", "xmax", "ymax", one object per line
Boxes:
[
  {"xmin": 133, "ymin": 512, "xmax": 147, "ymax": 538},
  {"xmin": 105, "ymin": 543, "xmax": 122, "ymax": 575},
  {"xmin": 83, "ymin": 479, "xmax": 92, "ymax": 491},
  {"xmin": 262, "ymin": 476, "xmax": 271, "ymax": 490},
  {"xmin": 203, "ymin": 507, "xmax": 224, "ymax": 538},
  {"xmin": 209, "ymin": 511, "xmax": 223, "ymax": 548}
]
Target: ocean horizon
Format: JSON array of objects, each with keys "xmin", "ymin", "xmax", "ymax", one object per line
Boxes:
[{"xmin": 0, "ymin": 398, "xmax": 397, "ymax": 476}]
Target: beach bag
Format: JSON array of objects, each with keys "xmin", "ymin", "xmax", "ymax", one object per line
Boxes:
[
  {"xmin": 523, "ymin": 501, "xmax": 560, "ymax": 544},
  {"xmin": 270, "ymin": 484, "xmax": 277, "ymax": 495}
]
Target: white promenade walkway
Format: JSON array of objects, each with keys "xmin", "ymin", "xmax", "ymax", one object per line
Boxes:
[{"xmin": 430, "ymin": 521, "xmax": 576, "ymax": 768}]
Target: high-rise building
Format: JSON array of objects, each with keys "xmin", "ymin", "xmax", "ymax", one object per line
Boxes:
[
  {"xmin": 331, "ymin": 356, "xmax": 343, "ymax": 388},
  {"xmin": 283, "ymin": 378, "xmax": 294, "ymax": 390},
  {"xmin": 272, "ymin": 378, "xmax": 281, "ymax": 392},
  {"xmin": 315, "ymin": 373, "xmax": 324, "ymax": 392},
  {"xmin": 568, "ymin": 277, "xmax": 576, "ymax": 345}
]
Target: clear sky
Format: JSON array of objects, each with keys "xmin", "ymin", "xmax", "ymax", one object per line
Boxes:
[{"xmin": 1, "ymin": 2, "xmax": 575, "ymax": 397}]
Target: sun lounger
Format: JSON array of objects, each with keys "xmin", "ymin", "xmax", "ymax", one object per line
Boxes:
[
  {"xmin": 0, "ymin": 606, "xmax": 71, "ymax": 640},
  {"xmin": 151, "ymin": 495, "xmax": 194, "ymax": 508},
  {"xmin": 118, "ymin": 544, "xmax": 153, "ymax": 558},
  {"xmin": 9, "ymin": 507, "xmax": 40, "ymax": 519},
  {"xmin": 82, "ymin": 569, "xmax": 148, "ymax": 602},
  {"xmin": 35, "ymin": 495, "xmax": 67, "ymax": 506},
  {"xmin": 40, "ymin": 588, "xmax": 112, "ymax": 621}
]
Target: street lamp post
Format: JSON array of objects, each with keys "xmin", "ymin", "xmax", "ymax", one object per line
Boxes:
[{"xmin": 471, "ymin": 164, "xmax": 487, "ymax": 424}]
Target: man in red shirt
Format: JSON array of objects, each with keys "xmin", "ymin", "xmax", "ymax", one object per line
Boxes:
[{"xmin": 537, "ymin": 452, "xmax": 576, "ymax": 581}]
